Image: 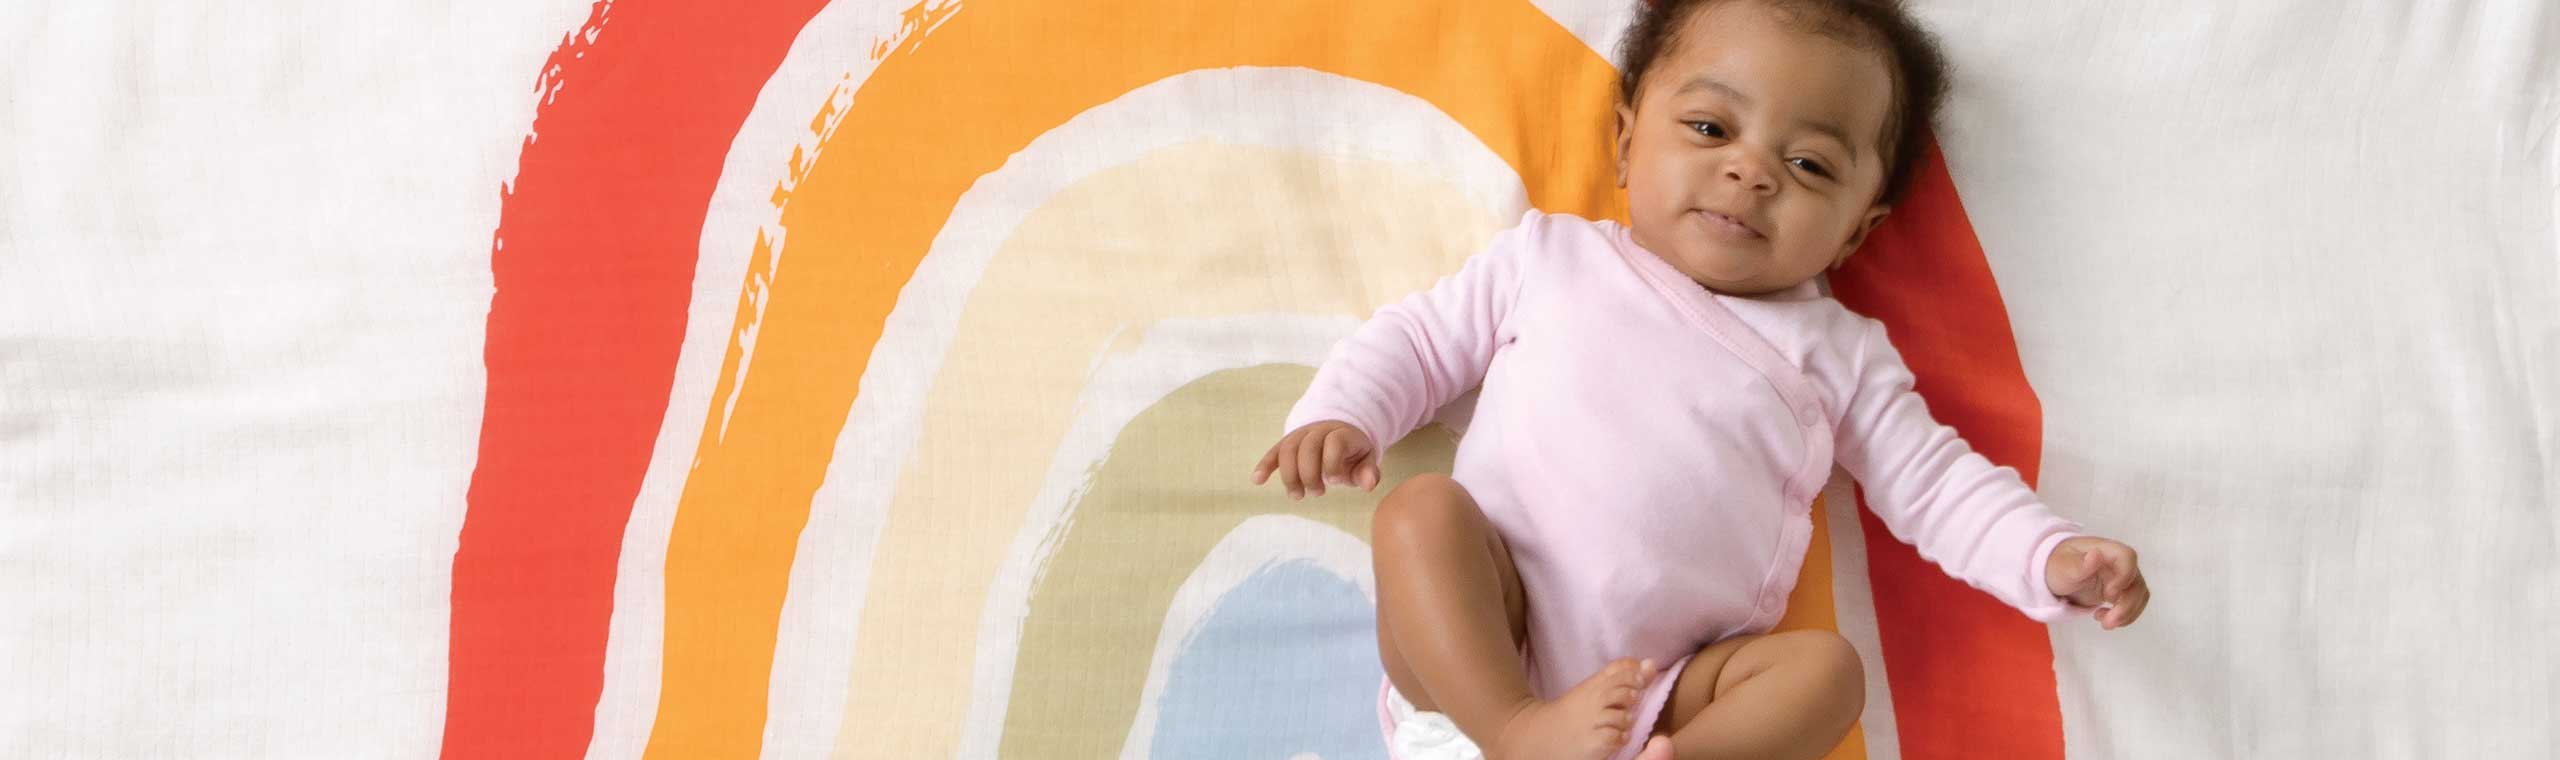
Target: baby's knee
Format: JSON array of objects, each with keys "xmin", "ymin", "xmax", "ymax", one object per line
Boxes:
[
  {"xmin": 1370, "ymin": 473, "xmax": 1475, "ymax": 542},
  {"xmin": 1788, "ymin": 630, "xmax": 1865, "ymax": 712}
]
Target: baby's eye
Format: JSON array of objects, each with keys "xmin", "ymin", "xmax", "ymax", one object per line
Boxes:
[
  {"xmin": 1686, "ymin": 121, "xmax": 1727, "ymax": 139},
  {"xmin": 1789, "ymin": 157, "xmax": 1832, "ymax": 179}
]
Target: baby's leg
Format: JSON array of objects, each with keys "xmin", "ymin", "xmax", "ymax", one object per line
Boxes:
[
  {"xmin": 1371, "ymin": 474, "xmax": 1529, "ymax": 719},
  {"xmin": 1372, "ymin": 474, "xmax": 1654, "ymax": 760},
  {"xmin": 1638, "ymin": 629, "xmax": 1865, "ymax": 760}
]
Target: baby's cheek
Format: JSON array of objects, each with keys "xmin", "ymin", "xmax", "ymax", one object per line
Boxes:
[{"xmin": 1800, "ymin": 205, "xmax": 1863, "ymax": 247}]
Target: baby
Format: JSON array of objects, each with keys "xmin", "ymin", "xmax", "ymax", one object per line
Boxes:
[{"xmin": 1248, "ymin": 1, "xmax": 2152, "ymax": 759}]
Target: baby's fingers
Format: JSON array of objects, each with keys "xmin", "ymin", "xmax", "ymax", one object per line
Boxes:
[
  {"xmin": 2102, "ymin": 547, "xmax": 2142, "ymax": 598},
  {"xmin": 1320, "ymin": 431, "xmax": 1351, "ymax": 488},
  {"xmin": 1251, "ymin": 442, "xmax": 1281, "ymax": 484},
  {"xmin": 1271, "ymin": 434, "xmax": 1308, "ymax": 498},
  {"xmin": 2056, "ymin": 549, "xmax": 2102, "ymax": 600},
  {"xmin": 1357, "ymin": 460, "xmax": 1382, "ymax": 491},
  {"xmin": 1296, "ymin": 429, "xmax": 1329, "ymax": 497},
  {"xmin": 2111, "ymin": 578, "xmax": 2150, "ymax": 628}
]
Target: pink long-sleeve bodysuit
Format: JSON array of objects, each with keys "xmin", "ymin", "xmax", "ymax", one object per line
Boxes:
[{"xmin": 1284, "ymin": 211, "xmax": 2084, "ymax": 760}]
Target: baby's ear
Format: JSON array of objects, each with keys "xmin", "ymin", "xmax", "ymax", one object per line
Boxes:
[
  {"xmin": 1832, "ymin": 204, "xmax": 1892, "ymax": 270},
  {"xmin": 1613, "ymin": 103, "xmax": 1635, "ymax": 189}
]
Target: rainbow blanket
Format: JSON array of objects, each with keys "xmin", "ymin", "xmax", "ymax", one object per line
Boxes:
[{"xmin": 4, "ymin": 1, "xmax": 2553, "ymax": 758}]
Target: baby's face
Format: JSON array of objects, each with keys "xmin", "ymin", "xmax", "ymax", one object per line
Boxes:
[{"xmin": 1615, "ymin": 2, "xmax": 1896, "ymax": 296}]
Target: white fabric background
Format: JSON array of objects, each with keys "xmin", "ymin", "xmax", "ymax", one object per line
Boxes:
[
  {"xmin": 2, "ymin": 1, "xmax": 2552, "ymax": 757},
  {"xmin": 1916, "ymin": 2, "xmax": 2558, "ymax": 756},
  {"xmin": 2, "ymin": 2, "xmax": 595, "ymax": 756}
]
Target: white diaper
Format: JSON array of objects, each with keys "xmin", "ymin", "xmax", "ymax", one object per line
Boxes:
[{"xmin": 1379, "ymin": 678, "xmax": 1486, "ymax": 760}]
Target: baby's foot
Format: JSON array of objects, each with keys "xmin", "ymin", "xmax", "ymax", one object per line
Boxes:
[{"xmin": 1486, "ymin": 657, "xmax": 1658, "ymax": 760}]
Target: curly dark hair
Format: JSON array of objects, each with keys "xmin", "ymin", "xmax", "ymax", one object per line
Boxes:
[{"xmin": 1616, "ymin": 0, "xmax": 1949, "ymax": 204}]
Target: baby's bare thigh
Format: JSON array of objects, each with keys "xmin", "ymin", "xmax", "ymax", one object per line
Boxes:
[
  {"xmin": 1370, "ymin": 474, "xmax": 1530, "ymax": 711},
  {"xmin": 1654, "ymin": 629, "xmax": 1864, "ymax": 737}
]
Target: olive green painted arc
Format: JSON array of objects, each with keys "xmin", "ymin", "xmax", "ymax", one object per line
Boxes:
[{"xmin": 998, "ymin": 364, "xmax": 1461, "ymax": 758}]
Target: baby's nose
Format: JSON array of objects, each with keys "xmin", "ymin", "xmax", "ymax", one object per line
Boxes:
[{"xmin": 1723, "ymin": 160, "xmax": 1776, "ymax": 193}]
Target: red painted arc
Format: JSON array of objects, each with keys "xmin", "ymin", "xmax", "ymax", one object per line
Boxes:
[
  {"xmin": 1831, "ymin": 139, "xmax": 2067, "ymax": 760},
  {"xmin": 444, "ymin": 1, "xmax": 830, "ymax": 757}
]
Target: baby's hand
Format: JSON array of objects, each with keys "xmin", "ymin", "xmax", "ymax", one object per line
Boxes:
[
  {"xmin": 2044, "ymin": 536, "xmax": 2149, "ymax": 630},
  {"xmin": 1250, "ymin": 420, "xmax": 1378, "ymax": 500}
]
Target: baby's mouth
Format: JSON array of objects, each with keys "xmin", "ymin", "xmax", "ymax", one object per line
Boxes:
[{"xmin": 1694, "ymin": 209, "xmax": 1764, "ymax": 240}]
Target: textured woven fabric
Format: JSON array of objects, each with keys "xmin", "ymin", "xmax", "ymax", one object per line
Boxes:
[{"xmin": 2, "ymin": 2, "xmax": 2551, "ymax": 758}]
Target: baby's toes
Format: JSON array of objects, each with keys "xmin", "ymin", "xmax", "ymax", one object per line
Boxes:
[
  {"xmin": 1573, "ymin": 726, "xmax": 1624, "ymax": 759},
  {"xmin": 1605, "ymin": 684, "xmax": 1641, "ymax": 709},
  {"xmin": 1597, "ymin": 703, "xmax": 1631, "ymax": 733},
  {"xmin": 1603, "ymin": 657, "xmax": 1649, "ymax": 689}
]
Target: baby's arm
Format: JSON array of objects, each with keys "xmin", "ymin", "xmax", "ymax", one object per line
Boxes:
[
  {"xmin": 1832, "ymin": 320, "xmax": 2143, "ymax": 625},
  {"xmin": 1255, "ymin": 212, "xmax": 1543, "ymax": 496}
]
